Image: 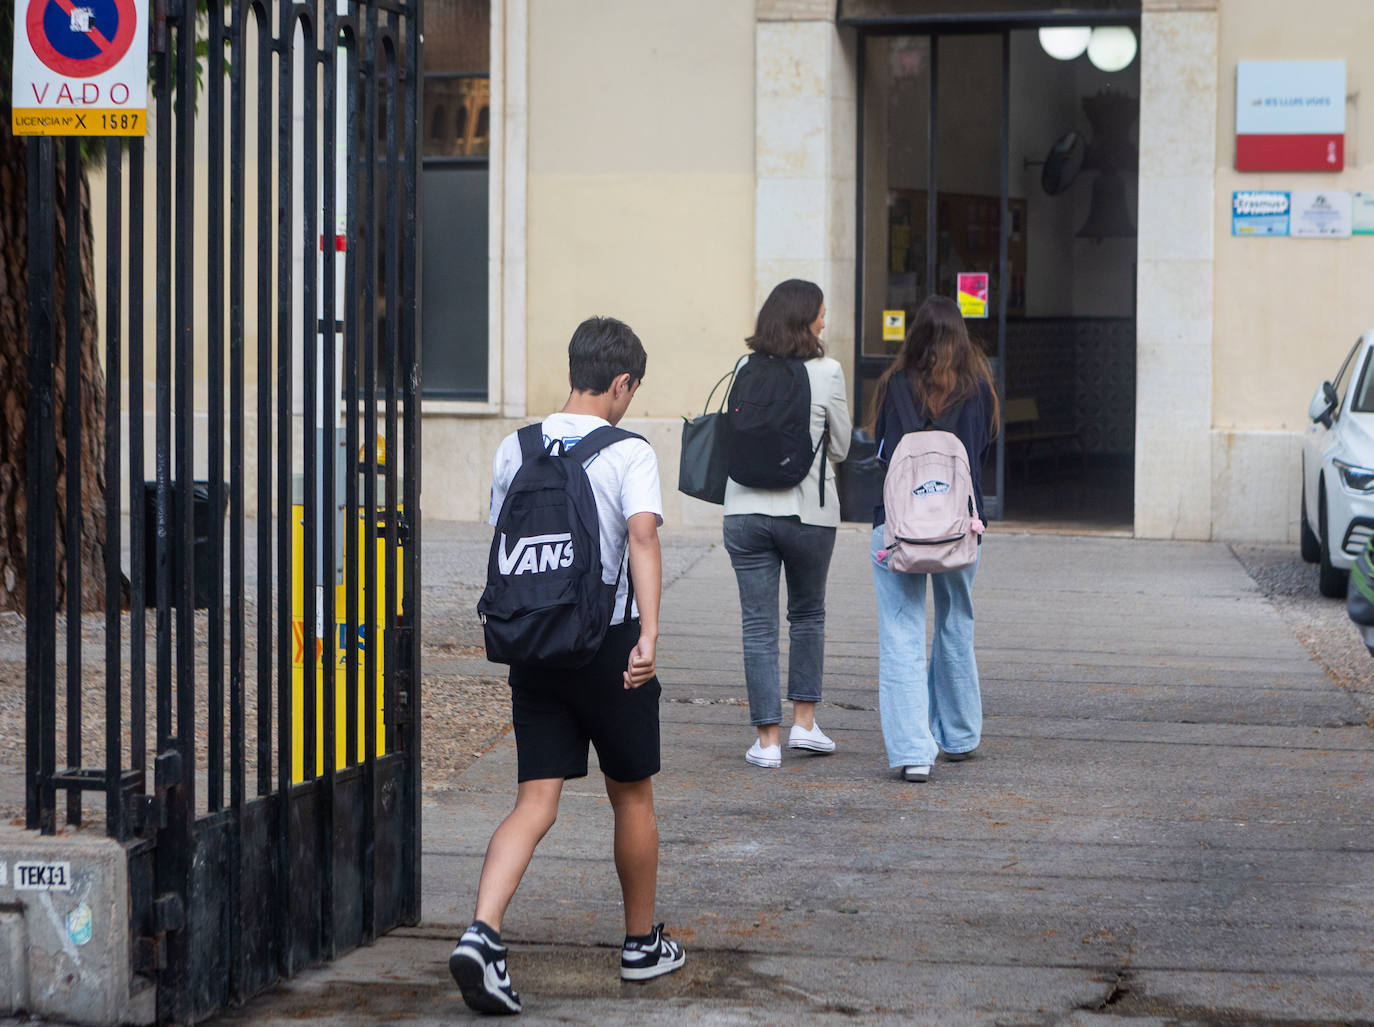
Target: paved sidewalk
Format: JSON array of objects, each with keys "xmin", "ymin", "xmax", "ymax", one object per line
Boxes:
[{"xmin": 215, "ymin": 526, "xmax": 1374, "ymax": 1026}]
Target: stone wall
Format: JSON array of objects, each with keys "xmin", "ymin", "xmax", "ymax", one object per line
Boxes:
[{"xmin": 757, "ymin": 0, "xmax": 835, "ymax": 20}]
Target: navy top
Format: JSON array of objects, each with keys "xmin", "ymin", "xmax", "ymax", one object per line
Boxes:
[{"xmin": 873, "ymin": 378, "xmax": 994, "ymax": 528}]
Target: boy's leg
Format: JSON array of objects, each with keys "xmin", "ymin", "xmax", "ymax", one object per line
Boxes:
[
  {"xmin": 604, "ymin": 775, "xmax": 657, "ymax": 936},
  {"xmin": 607, "ymin": 774, "xmax": 686, "ymax": 982},
  {"xmin": 453, "ymin": 778, "xmax": 562, "ymax": 1017},
  {"xmin": 473, "ymin": 776, "xmax": 565, "ymax": 930}
]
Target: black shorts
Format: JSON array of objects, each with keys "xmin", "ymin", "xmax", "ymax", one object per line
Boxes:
[{"xmin": 509, "ymin": 620, "xmax": 661, "ymax": 784}]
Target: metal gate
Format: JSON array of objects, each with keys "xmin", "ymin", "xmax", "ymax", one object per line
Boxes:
[{"xmin": 23, "ymin": 0, "xmax": 423, "ymax": 1018}]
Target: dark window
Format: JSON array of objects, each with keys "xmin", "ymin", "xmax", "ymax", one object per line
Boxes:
[
  {"xmin": 1350, "ymin": 349, "xmax": 1374, "ymax": 414},
  {"xmin": 421, "ymin": 0, "xmax": 490, "ymax": 400}
]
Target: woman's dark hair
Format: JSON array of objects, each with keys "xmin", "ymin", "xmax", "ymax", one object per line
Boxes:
[
  {"xmin": 746, "ymin": 279, "xmax": 825, "ymax": 360},
  {"xmin": 866, "ymin": 295, "xmax": 1000, "ymax": 434},
  {"xmin": 568, "ymin": 316, "xmax": 647, "ymax": 393}
]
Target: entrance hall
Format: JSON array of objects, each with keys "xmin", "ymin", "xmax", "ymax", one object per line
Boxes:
[{"xmin": 854, "ymin": 8, "xmax": 1140, "ymax": 531}]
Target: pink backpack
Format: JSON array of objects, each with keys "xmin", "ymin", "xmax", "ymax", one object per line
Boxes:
[{"xmin": 879, "ymin": 384, "xmax": 979, "ymax": 575}]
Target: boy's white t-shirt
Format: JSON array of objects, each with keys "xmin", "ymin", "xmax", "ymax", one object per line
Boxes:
[{"xmin": 489, "ymin": 412, "xmax": 662, "ymax": 626}]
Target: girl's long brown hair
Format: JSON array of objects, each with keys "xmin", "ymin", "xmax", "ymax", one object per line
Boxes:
[{"xmin": 866, "ymin": 295, "xmax": 1000, "ymax": 434}]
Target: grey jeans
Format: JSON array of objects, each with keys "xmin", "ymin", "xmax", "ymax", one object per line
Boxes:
[{"xmin": 722, "ymin": 514, "xmax": 837, "ymax": 727}]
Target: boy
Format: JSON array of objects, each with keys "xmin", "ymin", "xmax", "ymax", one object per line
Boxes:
[{"xmin": 450, "ymin": 317, "xmax": 685, "ymax": 1015}]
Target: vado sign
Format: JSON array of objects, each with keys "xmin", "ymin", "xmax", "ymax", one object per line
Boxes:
[{"xmin": 10, "ymin": 0, "xmax": 147, "ymax": 136}]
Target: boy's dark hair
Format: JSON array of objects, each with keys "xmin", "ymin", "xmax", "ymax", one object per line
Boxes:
[{"xmin": 568, "ymin": 316, "xmax": 648, "ymax": 393}]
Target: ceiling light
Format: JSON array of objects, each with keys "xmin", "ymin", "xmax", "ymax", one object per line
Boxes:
[
  {"xmin": 1087, "ymin": 26, "xmax": 1137, "ymax": 73},
  {"xmin": 1038, "ymin": 26, "xmax": 1091, "ymax": 61}
]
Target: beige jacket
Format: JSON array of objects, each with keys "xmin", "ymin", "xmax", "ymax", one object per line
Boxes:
[{"xmin": 723, "ymin": 355, "xmax": 852, "ymax": 527}]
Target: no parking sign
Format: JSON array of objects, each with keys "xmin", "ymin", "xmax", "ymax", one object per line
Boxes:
[{"xmin": 10, "ymin": 0, "xmax": 147, "ymax": 136}]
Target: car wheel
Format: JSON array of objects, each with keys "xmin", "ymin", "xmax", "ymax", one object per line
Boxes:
[
  {"xmin": 1300, "ymin": 480, "xmax": 1321, "ymax": 563},
  {"xmin": 1318, "ymin": 481, "xmax": 1349, "ymax": 598}
]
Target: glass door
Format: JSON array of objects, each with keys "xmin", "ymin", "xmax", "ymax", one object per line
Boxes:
[{"xmin": 857, "ymin": 31, "xmax": 1009, "ymax": 519}]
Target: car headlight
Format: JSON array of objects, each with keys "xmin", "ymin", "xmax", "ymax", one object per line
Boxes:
[{"xmin": 1335, "ymin": 459, "xmax": 1374, "ymax": 493}]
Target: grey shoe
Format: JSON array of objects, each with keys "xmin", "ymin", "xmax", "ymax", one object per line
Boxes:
[
  {"xmin": 901, "ymin": 765, "xmax": 931, "ymax": 782},
  {"xmin": 942, "ymin": 747, "xmax": 977, "ymax": 762}
]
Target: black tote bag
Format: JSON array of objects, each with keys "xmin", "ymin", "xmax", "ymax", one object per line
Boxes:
[{"xmin": 678, "ymin": 368, "xmax": 735, "ymax": 505}]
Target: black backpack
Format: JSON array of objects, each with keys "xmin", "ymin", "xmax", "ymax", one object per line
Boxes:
[
  {"xmin": 478, "ymin": 422, "xmax": 643, "ymax": 669},
  {"xmin": 726, "ymin": 355, "xmax": 828, "ymax": 504}
]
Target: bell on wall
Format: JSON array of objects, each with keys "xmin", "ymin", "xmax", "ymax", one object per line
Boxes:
[{"xmin": 1077, "ymin": 169, "xmax": 1136, "ymax": 240}]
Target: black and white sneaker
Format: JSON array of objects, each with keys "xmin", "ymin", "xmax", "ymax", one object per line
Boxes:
[
  {"xmin": 450, "ymin": 922, "xmax": 521, "ymax": 1015},
  {"xmin": 620, "ymin": 922, "xmax": 686, "ymax": 982}
]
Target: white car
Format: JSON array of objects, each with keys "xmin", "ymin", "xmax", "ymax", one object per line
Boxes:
[{"xmin": 1302, "ymin": 330, "xmax": 1374, "ymax": 596}]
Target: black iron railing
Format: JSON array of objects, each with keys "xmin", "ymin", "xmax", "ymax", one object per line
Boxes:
[{"xmin": 24, "ymin": 0, "xmax": 423, "ymax": 1016}]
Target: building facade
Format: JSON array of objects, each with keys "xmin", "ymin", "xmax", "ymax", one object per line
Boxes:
[{"xmin": 96, "ymin": 0, "xmax": 1374, "ymax": 542}]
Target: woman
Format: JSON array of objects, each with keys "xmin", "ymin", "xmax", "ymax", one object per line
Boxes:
[
  {"xmin": 868, "ymin": 295, "xmax": 999, "ymax": 782},
  {"xmin": 724, "ymin": 279, "xmax": 851, "ymax": 769}
]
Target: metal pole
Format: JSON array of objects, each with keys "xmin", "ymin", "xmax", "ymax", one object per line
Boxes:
[
  {"xmin": 25, "ymin": 139, "xmax": 59, "ymax": 836},
  {"xmin": 995, "ymin": 30, "xmax": 1010, "ymax": 521},
  {"xmin": 103, "ymin": 138, "xmax": 125, "ymax": 839},
  {"xmin": 62, "ymin": 142, "xmax": 84, "ymax": 829},
  {"xmin": 926, "ymin": 35, "xmax": 938, "ymax": 303},
  {"xmin": 401, "ymin": 0, "xmax": 423, "ymax": 925}
]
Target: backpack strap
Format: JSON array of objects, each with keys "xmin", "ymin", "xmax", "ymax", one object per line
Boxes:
[
  {"xmin": 816, "ymin": 419, "xmax": 830, "ymax": 508},
  {"xmin": 562, "ymin": 424, "xmax": 648, "ymax": 623},
  {"xmin": 517, "ymin": 422, "xmax": 546, "ymax": 462},
  {"xmin": 561, "ymin": 424, "xmax": 646, "ymax": 463},
  {"xmin": 929, "ymin": 401, "xmax": 964, "ymax": 433},
  {"xmin": 890, "ymin": 378, "xmax": 964, "ymax": 435},
  {"xmin": 890, "ymin": 374, "xmax": 920, "ymax": 436}
]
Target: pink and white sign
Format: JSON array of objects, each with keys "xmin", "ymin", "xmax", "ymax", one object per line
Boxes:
[{"xmin": 1236, "ymin": 60, "xmax": 1345, "ymax": 172}]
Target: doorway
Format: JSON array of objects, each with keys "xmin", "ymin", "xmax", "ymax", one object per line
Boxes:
[{"xmin": 855, "ymin": 19, "xmax": 1140, "ymax": 530}]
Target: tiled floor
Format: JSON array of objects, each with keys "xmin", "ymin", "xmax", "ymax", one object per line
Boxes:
[{"xmin": 998, "ymin": 453, "xmax": 1134, "ymax": 534}]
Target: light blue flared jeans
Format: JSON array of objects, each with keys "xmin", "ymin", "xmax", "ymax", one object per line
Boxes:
[{"xmin": 870, "ymin": 525, "xmax": 982, "ymax": 768}]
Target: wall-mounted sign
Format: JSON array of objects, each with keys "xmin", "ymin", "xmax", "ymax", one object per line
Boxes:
[
  {"xmin": 1235, "ymin": 60, "xmax": 1345, "ymax": 171},
  {"xmin": 1232, "ymin": 190, "xmax": 1290, "ymax": 236},
  {"xmin": 1291, "ymin": 190, "xmax": 1352, "ymax": 238},
  {"xmin": 881, "ymin": 310, "xmax": 905, "ymax": 342},
  {"xmin": 1353, "ymin": 193, "xmax": 1374, "ymax": 236},
  {"xmin": 956, "ymin": 273, "xmax": 988, "ymax": 319},
  {"xmin": 10, "ymin": 0, "xmax": 148, "ymax": 136}
]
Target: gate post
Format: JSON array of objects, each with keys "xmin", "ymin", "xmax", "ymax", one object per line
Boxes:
[{"xmin": 25, "ymin": 138, "xmax": 59, "ymax": 837}]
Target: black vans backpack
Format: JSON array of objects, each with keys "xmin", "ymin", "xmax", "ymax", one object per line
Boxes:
[
  {"xmin": 478, "ymin": 422, "xmax": 643, "ymax": 669},
  {"xmin": 726, "ymin": 355, "xmax": 829, "ymax": 503}
]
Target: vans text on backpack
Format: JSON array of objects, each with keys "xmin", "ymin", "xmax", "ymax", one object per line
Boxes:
[
  {"xmin": 726, "ymin": 354, "xmax": 830, "ymax": 505},
  {"xmin": 478, "ymin": 422, "xmax": 643, "ymax": 668},
  {"xmin": 877, "ymin": 380, "xmax": 979, "ymax": 575}
]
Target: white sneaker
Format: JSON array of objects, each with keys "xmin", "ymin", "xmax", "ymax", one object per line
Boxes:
[
  {"xmin": 902, "ymin": 765, "xmax": 932, "ymax": 782},
  {"xmin": 745, "ymin": 739, "xmax": 782, "ymax": 768},
  {"xmin": 788, "ymin": 723, "xmax": 836, "ymax": 754}
]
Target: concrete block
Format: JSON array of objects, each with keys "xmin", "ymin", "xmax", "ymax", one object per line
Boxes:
[
  {"xmin": 0, "ymin": 828, "xmax": 154, "ymax": 1026},
  {"xmin": 1212, "ymin": 429, "xmax": 1302, "ymax": 543},
  {"xmin": 0, "ymin": 911, "xmax": 28, "ymax": 1014}
]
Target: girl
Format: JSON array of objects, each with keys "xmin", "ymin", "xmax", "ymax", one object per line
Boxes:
[
  {"xmin": 724, "ymin": 280, "xmax": 852, "ymax": 768},
  {"xmin": 868, "ymin": 295, "xmax": 999, "ymax": 782}
]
